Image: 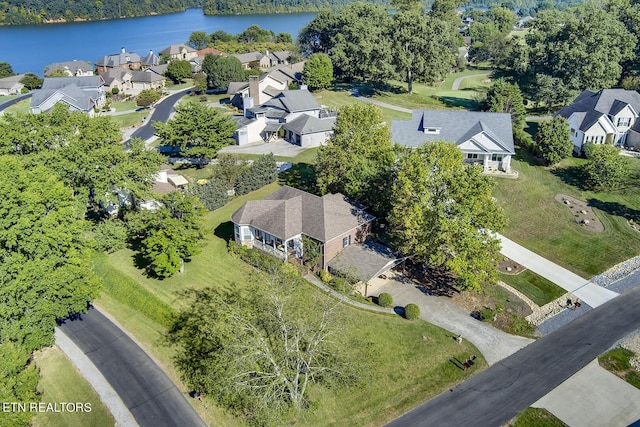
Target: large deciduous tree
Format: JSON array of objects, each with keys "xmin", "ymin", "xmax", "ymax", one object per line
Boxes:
[
  {"xmin": 0, "ymin": 61, "xmax": 15, "ymax": 78},
  {"xmin": 167, "ymin": 267, "xmax": 356, "ymax": 423},
  {"xmin": 188, "ymin": 30, "xmax": 209, "ymax": 50},
  {"xmin": 482, "ymin": 79, "xmax": 527, "ymax": 130},
  {"xmin": 391, "ymin": 10, "xmax": 456, "ymax": 93},
  {"xmin": 315, "ymin": 104, "xmax": 395, "ymax": 216},
  {"xmin": 202, "ymin": 54, "xmax": 244, "ymax": 90},
  {"xmin": 388, "ymin": 142, "xmax": 506, "ymax": 291},
  {"xmin": 165, "ymin": 60, "xmax": 192, "ymax": 83},
  {"xmin": 0, "ymin": 156, "xmax": 100, "ymax": 351},
  {"xmin": 154, "ymin": 102, "xmax": 236, "ymax": 166},
  {"xmin": 535, "ymin": 117, "xmax": 573, "ymax": 165},
  {"xmin": 583, "ymin": 143, "xmax": 630, "ymax": 189},
  {"xmin": 136, "ymin": 89, "xmax": 161, "ymax": 107},
  {"xmin": 302, "ymin": 53, "xmax": 333, "ymax": 91}
]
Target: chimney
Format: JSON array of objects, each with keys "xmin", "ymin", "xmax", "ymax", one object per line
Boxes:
[
  {"xmin": 243, "ymin": 96, "xmax": 254, "ymax": 118},
  {"xmin": 121, "ymin": 47, "xmax": 126, "ymax": 53},
  {"xmin": 249, "ymin": 75, "xmax": 260, "ymax": 103}
]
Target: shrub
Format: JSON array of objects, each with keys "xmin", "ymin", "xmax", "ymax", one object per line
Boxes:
[
  {"xmin": 319, "ymin": 270, "xmax": 332, "ymax": 283},
  {"xmin": 404, "ymin": 303, "xmax": 420, "ymax": 320},
  {"xmin": 477, "ymin": 307, "xmax": 499, "ymax": 322},
  {"xmin": 235, "ymin": 246, "xmax": 282, "ymax": 272},
  {"xmin": 506, "ymin": 315, "xmax": 536, "ymax": 337},
  {"xmin": 189, "ymin": 177, "xmax": 228, "ymax": 211},
  {"xmin": 235, "ymin": 154, "xmax": 277, "ymax": 195},
  {"xmin": 111, "ymin": 87, "xmax": 120, "ymax": 95},
  {"xmin": 377, "ymin": 292, "xmax": 393, "ymax": 308},
  {"xmin": 330, "ymin": 276, "xmax": 352, "ymax": 294}
]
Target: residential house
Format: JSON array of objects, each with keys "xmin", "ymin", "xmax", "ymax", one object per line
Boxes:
[
  {"xmin": 230, "ymin": 52, "xmax": 271, "ymax": 70},
  {"xmin": 267, "ymin": 61, "xmax": 305, "ymax": 87},
  {"xmin": 228, "ymin": 73, "xmax": 288, "ymax": 107},
  {"xmin": 30, "ymin": 76, "xmax": 106, "ymax": 116},
  {"xmin": 231, "ymin": 185, "xmax": 374, "ymax": 270},
  {"xmin": 0, "ymin": 74, "xmax": 25, "ymax": 95},
  {"xmin": 159, "ymin": 44, "xmax": 198, "ymax": 61},
  {"xmin": 556, "ymin": 89, "xmax": 640, "ymax": 153},
  {"xmin": 100, "ymin": 68, "xmax": 166, "ymax": 93},
  {"xmin": 391, "ymin": 110, "xmax": 515, "ymax": 172},
  {"xmin": 95, "ymin": 48, "xmax": 159, "ymax": 73},
  {"xmin": 234, "ymin": 86, "xmax": 336, "ymax": 147},
  {"xmin": 43, "ymin": 60, "xmax": 94, "ymax": 77},
  {"xmin": 132, "ymin": 70, "xmax": 166, "ymax": 91},
  {"xmin": 101, "ymin": 68, "xmax": 134, "ymax": 93},
  {"xmin": 267, "ymin": 51, "xmax": 291, "ymax": 66}
]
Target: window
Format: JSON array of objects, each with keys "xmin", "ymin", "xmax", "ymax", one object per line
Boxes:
[
  {"xmin": 342, "ymin": 235, "xmax": 351, "ymax": 248},
  {"xmin": 491, "ymin": 154, "xmax": 503, "ymax": 162},
  {"xmin": 617, "ymin": 117, "xmax": 631, "ymax": 127},
  {"xmin": 466, "ymin": 153, "xmax": 478, "ymax": 159},
  {"xmin": 242, "ymin": 227, "xmax": 251, "ymax": 240},
  {"xmin": 234, "ymin": 224, "xmax": 240, "ymax": 239},
  {"xmin": 570, "ymin": 128, "xmax": 576, "ymax": 135},
  {"xmin": 424, "ymin": 127, "xmax": 441, "ymax": 134}
]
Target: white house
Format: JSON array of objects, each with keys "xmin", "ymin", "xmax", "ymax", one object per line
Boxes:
[
  {"xmin": 228, "ymin": 74, "xmax": 288, "ymax": 107},
  {"xmin": 0, "ymin": 74, "xmax": 25, "ymax": 95},
  {"xmin": 556, "ymin": 89, "xmax": 640, "ymax": 153},
  {"xmin": 391, "ymin": 110, "xmax": 515, "ymax": 173},
  {"xmin": 234, "ymin": 88, "xmax": 336, "ymax": 148}
]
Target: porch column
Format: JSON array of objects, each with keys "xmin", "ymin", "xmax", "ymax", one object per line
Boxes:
[
  {"xmin": 503, "ymin": 155, "xmax": 511, "ymax": 172},
  {"xmin": 483, "ymin": 154, "xmax": 490, "ymax": 172}
]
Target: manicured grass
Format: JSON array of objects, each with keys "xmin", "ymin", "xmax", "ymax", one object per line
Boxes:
[
  {"xmin": 510, "ymin": 407, "xmax": 567, "ymax": 427},
  {"xmin": 313, "ymin": 89, "xmax": 412, "ymax": 124},
  {"xmin": 32, "ymin": 346, "xmax": 114, "ymax": 427},
  {"xmin": 1, "ymin": 98, "xmax": 31, "ymax": 115},
  {"xmin": 111, "ymin": 111, "xmax": 147, "ymax": 129},
  {"xmin": 96, "ymin": 182, "xmax": 486, "ymax": 426},
  {"xmin": 166, "ymin": 81, "xmax": 194, "ymax": 91},
  {"xmin": 598, "ymin": 347, "xmax": 640, "ymax": 389},
  {"xmin": 109, "ymin": 100, "xmax": 137, "ymax": 111},
  {"xmin": 493, "ymin": 150, "xmax": 640, "ymax": 278},
  {"xmin": 499, "ymin": 271, "xmax": 566, "ymax": 307}
]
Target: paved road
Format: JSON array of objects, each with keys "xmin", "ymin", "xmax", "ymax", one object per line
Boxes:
[
  {"xmin": 126, "ymin": 88, "xmax": 191, "ymax": 142},
  {"xmin": 498, "ymin": 233, "xmax": 619, "ymax": 308},
  {"xmin": 451, "ymin": 72, "xmax": 491, "ymax": 90},
  {"xmin": 387, "ymin": 283, "xmax": 640, "ymax": 427},
  {"xmin": 0, "ymin": 93, "xmax": 32, "ymax": 112},
  {"xmin": 59, "ymin": 307, "xmax": 207, "ymax": 427}
]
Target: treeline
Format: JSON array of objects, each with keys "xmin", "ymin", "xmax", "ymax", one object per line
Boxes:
[
  {"xmin": 202, "ymin": 0, "xmax": 387, "ymax": 15},
  {"xmin": 461, "ymin": 0, "xmax": 585, "ymax": 14},
  {"xmin": 0, "ymin": 0, "xmax": 202, "ymax": 25}
]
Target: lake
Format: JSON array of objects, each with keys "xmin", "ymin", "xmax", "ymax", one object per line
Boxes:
[{"xmin": 0, "ymin": 9, "xmax": 316, "ymax": 75}]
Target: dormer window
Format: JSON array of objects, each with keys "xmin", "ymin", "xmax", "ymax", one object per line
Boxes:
[
  {"xmin": 617, "ymin": 117, "xmax": 631, "ymax": 127},
  {"xmin": 424, "ymin": 127, "xmax": 441, "ymax": 134}
]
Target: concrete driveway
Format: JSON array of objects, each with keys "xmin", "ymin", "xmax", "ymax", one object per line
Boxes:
[
  {"xmin": 219, "ymin": 139, "xmax": 309, "ymax": 157},
  {"xmin": 532, "ymin": 359, "xmax": 640, "ymax": 427},
  {"xmin": 375, "ymin": 272, "xmax": 533, "ymax": 365}
]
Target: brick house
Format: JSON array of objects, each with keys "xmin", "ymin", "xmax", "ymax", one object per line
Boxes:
[{"xmin": 231, "ymin": 186, "xmax": 374, "ymax": 270}]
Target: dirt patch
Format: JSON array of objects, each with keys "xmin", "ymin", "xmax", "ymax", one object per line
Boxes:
[
  {"xmin": 451, "ymin": 284, "xmax": 533, "ymax": 318},
  {"xmin": 497, "ymin": 256, "xmax": 526, "ymax": 275},
  {"xmin": 555, "ymin": 194, "xmax": 604, "ymax": 232}
]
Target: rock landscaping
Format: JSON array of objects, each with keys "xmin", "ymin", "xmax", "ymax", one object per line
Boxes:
[
  {"xmin": 498, "ymin": 256, "xmax": 526, "ymax": 275},
  {"xmin": 555, "ymin": 194, "xmax": 604, "ymax": 232}
]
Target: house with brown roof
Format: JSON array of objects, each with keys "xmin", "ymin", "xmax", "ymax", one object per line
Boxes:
[
  {"xmin": 159, "ymin": 44, "xmax": 199, "ymax": 61},
  {"xmin": 231, "ymin": 186, "xmax": 374, "ymax": 270}
]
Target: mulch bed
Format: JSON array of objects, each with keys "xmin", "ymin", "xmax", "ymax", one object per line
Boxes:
[
  {"xmin": 555, "ymin": 194, "xmax": 604, "ymax": 232},
  {"xmin": 497, "ymin": 256, "xmax": 526, "ymax": 275}
]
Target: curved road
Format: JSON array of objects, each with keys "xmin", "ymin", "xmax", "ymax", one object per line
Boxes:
[
  {"xmin": 0, "ymin": 93, "xmax": 32, "ymax": 112},
  {"xmin": 387, "ymin": 283, "xmax": 640, "ymax": 427},
  {"xmin": 126, "ymin": 88, "xmax": 192, "ymax": 142},
  {"xmin": 59, "ymin": 307, "xmax": 207, "ymax": 427},
  {"xmin": 451, "ymin": 72, "xmax": 491, "ymax": 90}
]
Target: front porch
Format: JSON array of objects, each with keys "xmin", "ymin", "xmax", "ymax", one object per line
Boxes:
[{"xmin": 463, "ymin": 152, "xmax": 512, "ymax": 172}]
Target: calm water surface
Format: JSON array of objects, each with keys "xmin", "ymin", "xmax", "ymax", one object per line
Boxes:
[{"xmin": 0, "ymin": 9, "xmax": 316, "ymax": 74}]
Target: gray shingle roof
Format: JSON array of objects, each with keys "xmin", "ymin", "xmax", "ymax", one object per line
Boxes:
[
  {"xmin": 328, "ymin": 241, "xmax": 403, "ymax": 282},
  {"xmin": 283, "ymin": 115, "xmax": 336, "ymax": 135},
  {"xmin": 231, "ymin": 186, "xmax": 374, "ymax": 242},
  {"xmin": 263, "ymin": 89, "xmax": 320, "ymax": 113},
  {"xmin": 391, "ymin": 110, "xmax": 515, "ymax": 154},
  {"xmin": 158, "ymin": 44, "xmax": 197, "ymax": 55},
  {"xmin": 556, "ymin": 89, "xmax": 640, "ymax": 132},
  {"xmin": 0, "ymin": 74, "xmax": 25, "ymax": 89},
  {"xmin": 31, "ymin": 83, "xmax": 99, "ymax": 113},
  {"xmin": 43, "ymin": 60, "xmax": 93, "ymax": 76},
  {"xmin": 41, "ymin": 76, "xmax": 104, "ymax": 90},
  {"xmin": 96, "ymin": 50, "xmax": 142, "ymax": 67},
  {"xmin": 230, "ymin": 52, "xmax": 263, "ymax": 64}
]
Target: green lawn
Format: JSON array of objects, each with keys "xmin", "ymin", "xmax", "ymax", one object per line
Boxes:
[
  {"xmin": 510, "ymin": 407, "xmax": 567, "ymax": 426},
  {"xmin": 1, "ymin": 98, "xmax": 31, "ymax": 115},
  {"xmin": 598, "ymin": 347, "xmax": 640, "ymax": 390},
  {"xmin": 32, "ymin": 346, "xmax": 114, "ymax": 427},
  {"xmin": 313, "ymin": 89, "xmax": 411, "ymax": 124},
  {"xmin": 493, "ymin": 150, "xmax": 640, "ymax": 278},
  {"xmin": 95, "ymin": 182, "xmax": 486, "ymax": 426},
  {"xmin": 109, "ymin": 100, "xmax": 137, "ymax": 112},
  {"xmin": 111, "ymin": 111, "xmax": 147, "ymax": 129},
  {"xmin": 499, "ymin": 271, "xmax": 566, "ymax": 307}
]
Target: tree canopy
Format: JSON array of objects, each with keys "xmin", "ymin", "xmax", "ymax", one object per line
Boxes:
[
  {"xmin": 535, "ymin": 117, "xmax": 573, "ymax": 165},
  {"xmin": 0, "ymin": 62, "xmax": 15, "ymax": 78},
  {"xmin": 202, "ymin": 54, "xmax": 244, "ymax": 90},
  {"xmin": 388, "ymin": 142, "xmax": 506, "ymax": 291},
  {"xmin": 165, "ymin": 60, "xmax": 193, "ymax": 83},
  {"xmin": 583, "ymin": 143, "xmax": 631, "ymax": 189},
  {"xmin": 154, "ymin": 101, "xmax": 237, "ymax": 165},
  {"xmin": 303, "ymin": 53, "xmax": 333, "ymax": 91},
  {"xmin": 315, "ymin": 104, "xmax": 395, "ymax": 216},
  {"xmin": 482, "ymin": 78, "xmax": 527, "ymax": 130}
]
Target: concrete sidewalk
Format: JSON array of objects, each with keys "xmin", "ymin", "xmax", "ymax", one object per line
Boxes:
[
  {"xmin": 532, "ymin": 359, "xmax": 640, "ymax": 426},
  {"xmin": 498, "ymin": 234, "xmax": 619, "ymax": 308},
  {"xmin": 375, "ymin": 273, "xmax": 533, "ymax": 365}
]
